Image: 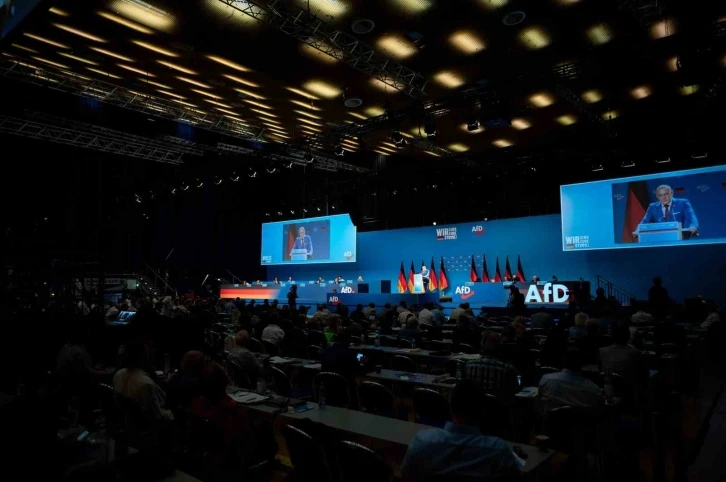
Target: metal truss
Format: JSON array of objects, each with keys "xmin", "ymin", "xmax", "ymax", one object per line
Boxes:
[
  {"xmin": 216, "ymin": 142, "xmax": 370, "ymax": 173},
  {"xmin": 0, "ymin": 55, "xmax": 263, "ymax": 139},
  {"xmin": 217, "ymin": 0, "xmax": 427, "ymax": 98},
  {"xmin": 617, "ymin": 0, "xmax": 665, "ymax": 28},
  {"xmin": 0, "ymin": 115, "xmax": 185, "ymax": 164}
]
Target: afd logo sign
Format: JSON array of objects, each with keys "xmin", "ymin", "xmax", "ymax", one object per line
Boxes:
[
  {"xmin": 525, "ymin": 283, "xmax": 569, "ymax": 304},
  {"xmin": 471, "ymin": 225, "xmax": 485, "ymax": 236},
  {"xmin": 340, "ymin": 286, "xmax": 354, "ymax": 293},
  {"xmin": 436, "ymin": 227, "xmax": 457, "ymax": 241},
  {"xmin": 328, "ymin": 296, "xmax": 341, "ymax": 305},
  {"xmin": 454, "ymin": 285, "xmax": 475, "ymax": 300}
]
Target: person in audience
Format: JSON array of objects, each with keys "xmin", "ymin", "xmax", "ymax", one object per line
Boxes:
[
  {"xmin": 324, "ymin": 315, "xmax": 339, "ymax": 343},
  {"xmin": 166, "ymin": 350, "xmax": 206, "ymax": 409},
  {"xmin": 450, "ymin": 302, "xmax": 469, "ymax": 322},
  {"xmin": 114, "ymin": 341, "xmax": 174, "ymax": 421},
  {"xmin": 363, "ymin": 302, "xmax": 376, "ymax": 318},
  {"xmin": 431, "ymin": 303, "xmax": 446, "ymax": 326},
  {"xmin": 273, "ymin": 277, "xmax": 281, "ymax": 285},
  {"xmin": 538, "ymin": 347, "xmax": 604, "ymax": 414},
  {"xmin": 350, "ymin": 303, "xmax": 366, "ymax": 324},
  {"xmin": 320, "ymin": 331, "xmax": 370, "ymax": 406},
  {"xmin": 451, "ymin": 315, "xmax": 478, "ymax": 349},
  {"xmin": 397, "ymin": 301, "xmax": 413, "ymax": 326},
  {"xmin": 224, "ymin": 298, "xmax": 237, "ymax": 314},
  {"xmin": 512, "ymin": 316, "xmax": 535, "ymax": 349},
  {"xmin": 316, "ymin": 276, "xmax": 324, "ymax": 284},
  {"xmin": 401, "ymin": 380, "xmax": 522, "ymax": 482},
  {"xmin": 569, "ymin": 312, "xmax": 589, "ymax": 340},
  {"xmin": 530, "ymin": 310, "xmax": 553, "ymax": 329},
  {"xmin": 631, "ymin": 309, "xmax": 654, "ymax": 325},
  {"xmin": 262, "ymin": 315, "xmax": 285, "ymax": 345},
  {"xmin": 397, "ymin": 300, "xmax": 409, "ymax": 314},
  {"xmin": 286, "ymin": 284, "xmax": 298, "ymax": 312},
  {"xmin": 701, "ymin": 308, "xmax": 722, "ymax": 329},
  {"xmin": 508, "ymin": 286, "xmax": 525, "ymax": 315},
  {"xmin": 464, "ymin": 331, "xmax": 520, "ymax": 396},
  {"xmin": 398, "ymin": 313, "xmax": 423, "ymax": 342},
  {"xmin": 418, "ymin": 301, "xmax": 434, "ymax": 326},
  {"xmin": 600, "ymin": 323, "xmax": 644, "ymax": 385},
  {"xmin": 596, "ymin": 304, "xmax": 619, "ymax": 333},
  {"xmin": 105, "ymin": 303, "xmax": 120, "ymax": 321},
  {"xmin": 312, "ymin": 303, "xmax": 331, "ymax": 324},
  {"xmin": 648, "ymin": 276, "xmax": 670, "ymax": 312},
  {"xmin": 228, "ymin": 330, "xmax": 260, "ymax": 381}
]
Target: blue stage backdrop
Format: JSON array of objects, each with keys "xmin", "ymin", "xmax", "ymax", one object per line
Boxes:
[{"xmin": 267, "ymin": 214, "xmax": 726, "ymax": 305}]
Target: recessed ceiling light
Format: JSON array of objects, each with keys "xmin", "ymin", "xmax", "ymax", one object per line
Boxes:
[
  {"xmin": 297, "ymin": 117, "xmax": 324, "ymax": 127},
  {"xmin": 49, "ymin": 6, "xmax": 70, "ymax": 16},
  {"xmin": 649, "ymin": 18, "xmax": 677, "ymax": 39},
  {"xmin": 348, "ymin": 112, "xmax": 367, "ymax": 120},
  {"xmin": 377, "ymin": 35, "xmax": 417, "ymax": 59},
  {"xmin": 424, "ymin": 150, "xmax": 441, "ymax": 157},
  {"xmin": 231, "ymin": 88, "xmax": 263, "ymax": 100},
  {"xmin": 58, "ymin": 52, "xmax": 99, "ymax": 65},
  {"xmin": 222, "ymin": 74, "xmax": 259, "ymax": 88},
  {"xmin": 449, "ymin": 30, "xmax": 485, "ymax": 54},
  {"xmin": 132, "ymin": 40, "xmax": 178, "ymax": 57},
  {"xmin": 679, "ymin": 85, "xmax": 700, "ymax": 96},
  {"xmin": 207, "ymin": 54, "xmax": 250, "ymax": 72},
  {"xmin": 389, "ymin": 0, "xmax": 433, "ymax": 13},
  {"xmin": 369, "ymin": 78, "xmax": 398, "ymax": 93},
  {"xmin": 556, "ymin": 114, "xmax": 577, "ymax": 125},
  {"xmin": 529, "ymin": 92, "xmax": 555, "ymax": 107},
  {"xmin": 304, "ymin": 0, "xmax": 349, "ymax": 18},
  {"xmin": 156, "ymin": 60, "xmax": 197, "ymax": 75},
  {"xmin": 138, "ymin": 78, "xmax": 172, "ymax": 89},
  {"xmin": 170, "ymin": 98, "xmax": 198, "ymax": 108},
  {"xmin": 203, "ymin": 99, "xmax": 233, "ymax": 108},
  {"xmin": 448, "ymin": 143, "xmax": 469, "ymax": 152},
  {"xmin": 602, "ymin": 110, "xmax": 618, "ymax": 120},
  {"xmin": 261, "ymin": 119, "xmax": 283, "ymax": 128},
  {"xmin": 11, "ymin": 43, "xmax": 38, "ymax": 53},
  {"xmin": 630, "ymin": 85, "xmax": 652, "ymax": 99},
  {"xmin": 555, "ymin": 0, "xmax": 580, "ymax": 5},
  {"xmin": 243, "ymin": 99, "xmax": 274, "ymax": 109},
  {"xmin": 177, "ymin": 76, "xmax": 211, "ymax": 88},
  {"xmin": 518, "ymin": 26, "xmax": 550, "ymax": 49},
  {"xmin": 118, "ymin": 63, "xmax": 156, "ymax": 76},
  {"xmin": 586, "ymin": 23, "xmax": 614, "ymax": 45},
  {"xmin": 511, "ymin": 118, "xmax": 531, "ymax": 130},
  {"xmin": 581, "ymin": 89, "xmax": 602, "ymax": 103},
  {"xmin": 300, "ymin": 44, "xmax": 339, "ymax": 63},
  {"xmin": 189, "ymin": 88, "xmax": 221, "ymax": 99},
  {"xmin": 479, "ymin": 0, "xmax": 508, "ymax": 9},
  {"xmin": 85, "ymin": 67, "xmax": 122, "ymax": 79},
  {"xmin": 289, "ymin": 99, "xmax": 321, "ymax": 110},
  {"xmin": 97, "ymin": 11, "xmax": 155, "ymax": 34},
  {"xmin": 373, "ymin": 150, "xmax": 391, "ymax": 156},
  {"xmin": 23, "ymin": 33, "xmax": 70, "ymax": 49},
  {"xmin": 202, "ymin": 0, "xmax": 262, "ymax": 28},
  {"xmin": 89, "ymin": 46, "xmax": 135, "ymax": 62},
  {"xmin": 665, "ymin": 56, "xmax": 678, "ymax": 72},
  {"xmin": 31, "ymin": 56, "xmax": 71, "ymax": 69},
  {"xmin": 303, "ymin": 80, "xmax": 341, "ymax": 99},
  {"xmin": 52, "ymin": 23, "xmax": 107, "ymax": 42},
  {"xmin": 250, "ymin": 108, "xmax": 276, "ymax": 117},
  {"xmin": 493, "ymin": 139, "xmax": 513, "ymax": 147},
  {"xmin": 110, "ymin": 0, "xmax": 176, "ymax": 32},
  {"xmin": 433, "ymin": 70, "xmax": 465, "ymax": 89},
  {"xmin": 294, "ymin": 109, "xmax": 322, "ymax": 120},
  {"xmin": 157, "ymin": 89, "xmax": 185, "ymax": 99},
  {"xmin": 215, "ymin": 107, "xmax": 240, "ymax": 116}
]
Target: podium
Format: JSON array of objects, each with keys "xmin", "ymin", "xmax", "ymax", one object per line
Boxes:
[
  {"xmin": 637, "ymin": 221, "xmax": 682, "ymax": 243},
  {"xmin": 290, "ymin": 248, "xmax": 309, "ymax": 261}
]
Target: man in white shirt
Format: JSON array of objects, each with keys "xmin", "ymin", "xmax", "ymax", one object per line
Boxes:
[
  {"xmin": 418, "ymin": 302, "xmax": 434, "ymax": 326},
  {"xmin": 538, "ymin": 348, "xmax": 603, "ymax": 415},
  {"xmin": 114, "ymin": 342, "xmax": 173, "ymax": 421},
  {"xmin": 262, "ymin": 323, "xmax": 285, "ymax": 345}
]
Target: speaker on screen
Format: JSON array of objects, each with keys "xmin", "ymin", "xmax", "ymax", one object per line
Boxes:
[
  {"xmin": 358, "ymin": 283, "xmax": 369, "ymax": 294},
  {"xmin": 380, "ymin": 280, "xmax": 391, "ymax": 294}
]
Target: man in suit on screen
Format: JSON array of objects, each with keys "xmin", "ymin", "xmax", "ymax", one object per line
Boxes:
[
  {"xmin": 291, "ymin": 226, "xmax": 313, "ymax": 259},
  {"xmin": 634, "ymin": 185, "xmax": 699, "ymax": 237}
]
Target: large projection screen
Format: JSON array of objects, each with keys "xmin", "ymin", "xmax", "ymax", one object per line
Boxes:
[{"xmin": 561, "ymin": 165, "xmax": 726, "ymax": 251}]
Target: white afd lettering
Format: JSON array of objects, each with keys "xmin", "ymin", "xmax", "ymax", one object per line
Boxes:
[
  {"xmin": 454, "ymin": 286, "xmax": 471, "ymax": 295},
  {"xmin": 328, "ymin": 296, "xmax": 339, "ymax": 303},
  {"xmin": 471, "ymin": 225, "xmax": 484, "ymax": 232},
  {"xmin": 525, "ymin": 283, "xmax": 569, "ymax": 303},
  {"xmin": 340, "ymin": 286, "xmax": 353, "ymax": 293}
]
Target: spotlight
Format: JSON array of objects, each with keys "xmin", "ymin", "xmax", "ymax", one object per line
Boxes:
[
  {"xmin": 655, "ymin": 157, "xmax": 671, "ymax": 164},
  {"xmin": 230, "ymin": 171, "xmax": 240, "ymax": 182},
  {"xmin": 284, "ymin": 162, "xmax": 294, "ymax": 168},
  {"xmin": 433, "ymin": 221, "xmax": 437, "ymax": 226},
  {"xmin": 170, "ymin": 188, "xmax": 177, "ymax": 195},
  {"xmin": 424, "ymin": 122, "xmax": 437, "ymax": 138},
  {"xmin": 266, "ymin": 167, "xmax": 278, "ymax": 174},
  {"xmin": 334, "ymin": 144, "xmax": 345, "ymax": 156},
  {"xmin": 391, "ymin": 131, "xmax": 405, "ymax": 146},
  {"xmin": 304, "ymin": 153, "xmax": 315, "ymax": 164},
  {"xmin": 467, "ymin": 119, "xmax": 480, "ymax": 131},
  {"xmin": 248, "ymin": 171, "xmax": 257, "ymax": 178},
  {"xmin": 591, "ymin": 164, "xmax": 604, "ymax": 172},
  {"xmin": 214, "ymin": 176, "xmax": 223, "ymax": 185},
  {"xmin": 196, "ymin": 179, "xmax": 204, "ymax": 188},
  {"xmin": 620, "ymin": 160, "xmax": 635, "ymax": 168}
]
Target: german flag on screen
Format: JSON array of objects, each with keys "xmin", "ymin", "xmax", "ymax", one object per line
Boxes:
[
  {"xmin": 408, "ymin": 261, "xmax": 415, "ymax": 292},
  {"xmin": 397, "ymin": 262, "xmax": 408, "ymax": 293},
  {"xmin": 439, "ymin": 257, "xmax": 449, "ymax": 291},
  {"xmin": 621, "ymin": 181, "xmax": 650, "ymax": 243},
  {"xmin": 428, "ymin": 257, "xmax": 438, "ymax": 292}
]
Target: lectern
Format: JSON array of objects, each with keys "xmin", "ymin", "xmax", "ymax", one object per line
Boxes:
[
  {"xmin": 637, "ymin": 221, "xmax": 682, "ymax": 243},
  {"xmin": 290, "ymin": 248, "xmax": 309, "ymax": 261}
]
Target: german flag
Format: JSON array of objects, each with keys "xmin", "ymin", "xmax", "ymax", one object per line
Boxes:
[
  {"xmin": 516, "ymin": 254, "xmax": 525, "ymax": 282},
  {"xmin": 408, "ymin": 261, "xmax": 415, "ymax": 293},
  {"xmin": 439, "ymin": 257, "xmax": 449, "ymax": 292},
  {"xmin": 397, "ymin": 262, "xmax": 408, "ymax": 293},
  {"xmin": 621, "ymin": 181, "xmax": 650, "ymax": 243},
  {"xmin": 428, "ymin": 256, "xmax": 438, "ymax": 292},
  {"xmin": 494, "ymin": 256, "xmax": 502, "ymax": 283},
  {"xmin": 504, "ymin": 255, "xmax": 513, "ymax": 280},
  {"xmin": 481, "ymin": 254, "xmax": 490, "ymax": 282},
  {"xmin": 470, "ymin": 255, "xmax": 479, "ymax": 282}
]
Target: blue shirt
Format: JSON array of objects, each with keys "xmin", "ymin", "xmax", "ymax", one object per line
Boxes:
[{"xmin": 401, "ymin": 422, "xmax": 520, "ymax": 481}]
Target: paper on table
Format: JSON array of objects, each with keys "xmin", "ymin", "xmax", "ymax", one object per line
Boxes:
[
  {"xmin": 303, "ymin": 363, "xmax": 322, "ymax": 369},
  {"xmin": 228, "ymin": 391, "xmax": 270, "ymax": 404},
  {"xmin": 268, "ymin": 356, "xmax": 292, "ymax": 364}
]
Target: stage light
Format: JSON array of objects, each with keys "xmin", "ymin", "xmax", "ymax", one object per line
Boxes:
[
  {"xmin": 267, "ymin": 168, "xmax": 279, "ymax": 174},
  {"xmin": 433, "ymin": 221, "xmax": 437, "ymax": 226},
  {"xmin": 334, "ymin": 144, "xmax": 345, "ymax": 156},
  {"xmin": 467, "ymin": 119, "xmax": 480, "ymax": 131},
  {"xmin": 304, "ymin": 154, "xmax": 315, "ymax": 163},
  {"xmin": 230, "ymin": 172, "xmax": 240, "ymax": 182},
  {"xmin": 391, "ymin": 131, "xmax": 405, "ymax": 146},
  {"xmin": 249, "ymin": 171, "xmax": 257, "ymax": 178},
  {"xmin": 424, "ymin": 122, "xmax": 437, "ymax": 138},
  {"xmin": 214, "ymin": 176, "xmax": 223, "ymax": 185},
  {"xmin": 196, "ymin": 179, "xmax": 204, "ymax": 188}
]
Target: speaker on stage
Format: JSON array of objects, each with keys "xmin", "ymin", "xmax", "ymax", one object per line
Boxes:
[
  {"xmin": 358, "ymin": 283, "xmax": 369, "ymax": 294},
  {"xmin": 380, "ymin": 280, "xmax": 391, "ymax": 294}
]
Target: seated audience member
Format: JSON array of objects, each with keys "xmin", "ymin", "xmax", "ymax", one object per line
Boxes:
[
  {"xmin": 430, "ymin": 304, "xmax": 446, "ymax": 326},
  {"xmin": 569, "ymin": 312, "xmax": 589, "ymax": 340},
  {"xmin": 600, "ymin": 323, "xmax": 644, "ymax": 384},
  {"xmin": 324, "ymin": 316, "xmax": 339, "ymax": 343},
  {"xmin": 56, "ymin": 322, "xmax": 106, "ymax": 393},
  {"xmin": 596, "ymin": 304, "xmax": 619, "ymax": 333},
  {"xmin": 350, "ymin": 304, "xmax": 366, "ymax": 324},
  {"xmin": 530, "ymin": 310, "xmax": 553, "ymax": 329},
  {"xmin": 538, "ymin": 348, "xmax": 604, "ymax": 414},
  {"xmin": 105, "ymin": 303, "xmax": 120, "ymax": 321},
  {"xmin": 418, "ymin": 302, "xmax": 434, "ymax": 326},
  {"xmin": 512, "ymin": 316, "xmax": 536, "ymax": 349},
  {"xmin": 631, "ymin": 309, "xmax": 654, "ymax": 326},
  {"xmin": 397, "ymin": 301, "xmax": 412, "ymax": 326},
  {"xmin": 398, "ymin": 313, "xmax": 423, "ymax": 342},
  {"xmin": 464, "ymin": 331, "xmax": 520, "ymax": 397},
  {"xmin": 312, "ymin": 304, "xmax": 330, "ymax": 324},
  {"xmin": 321, "ymin": 331, "xmax": 370, "ymax": 406},
  {"xmin": 702, "ymin": 308, "xmax": 722, "ymax": 329},
  {"xmin": 261, "ymin": 319, "xmax": 285, "ymax": 345},
  {"xmin": 451, "ymin": 315, "xmax": 478, "ymax": 348},
  {"xmin": 166, "ymin": 350, "xmax": 206, "ymax": 409},
  {"xmin": 228, "ymin": 330, "xmax": 260, "ymax": 380},
  {"xmin": 114, "ymin": 341, "xmax": 174, "ymax": 421},
  {"xmin": 401, "ymin": 380, "xmax": 522, "ymax": 482},
  {"xmin": 190, "ymin": 363, "xmax": 276, "ymax": 469},
  {"xmin": 363, "ymin": 302, "xmax": 376, "ymax": 318},
  {"xmin": 450, "ymin": 302, "xmax": 469, "ymax": 322}
]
